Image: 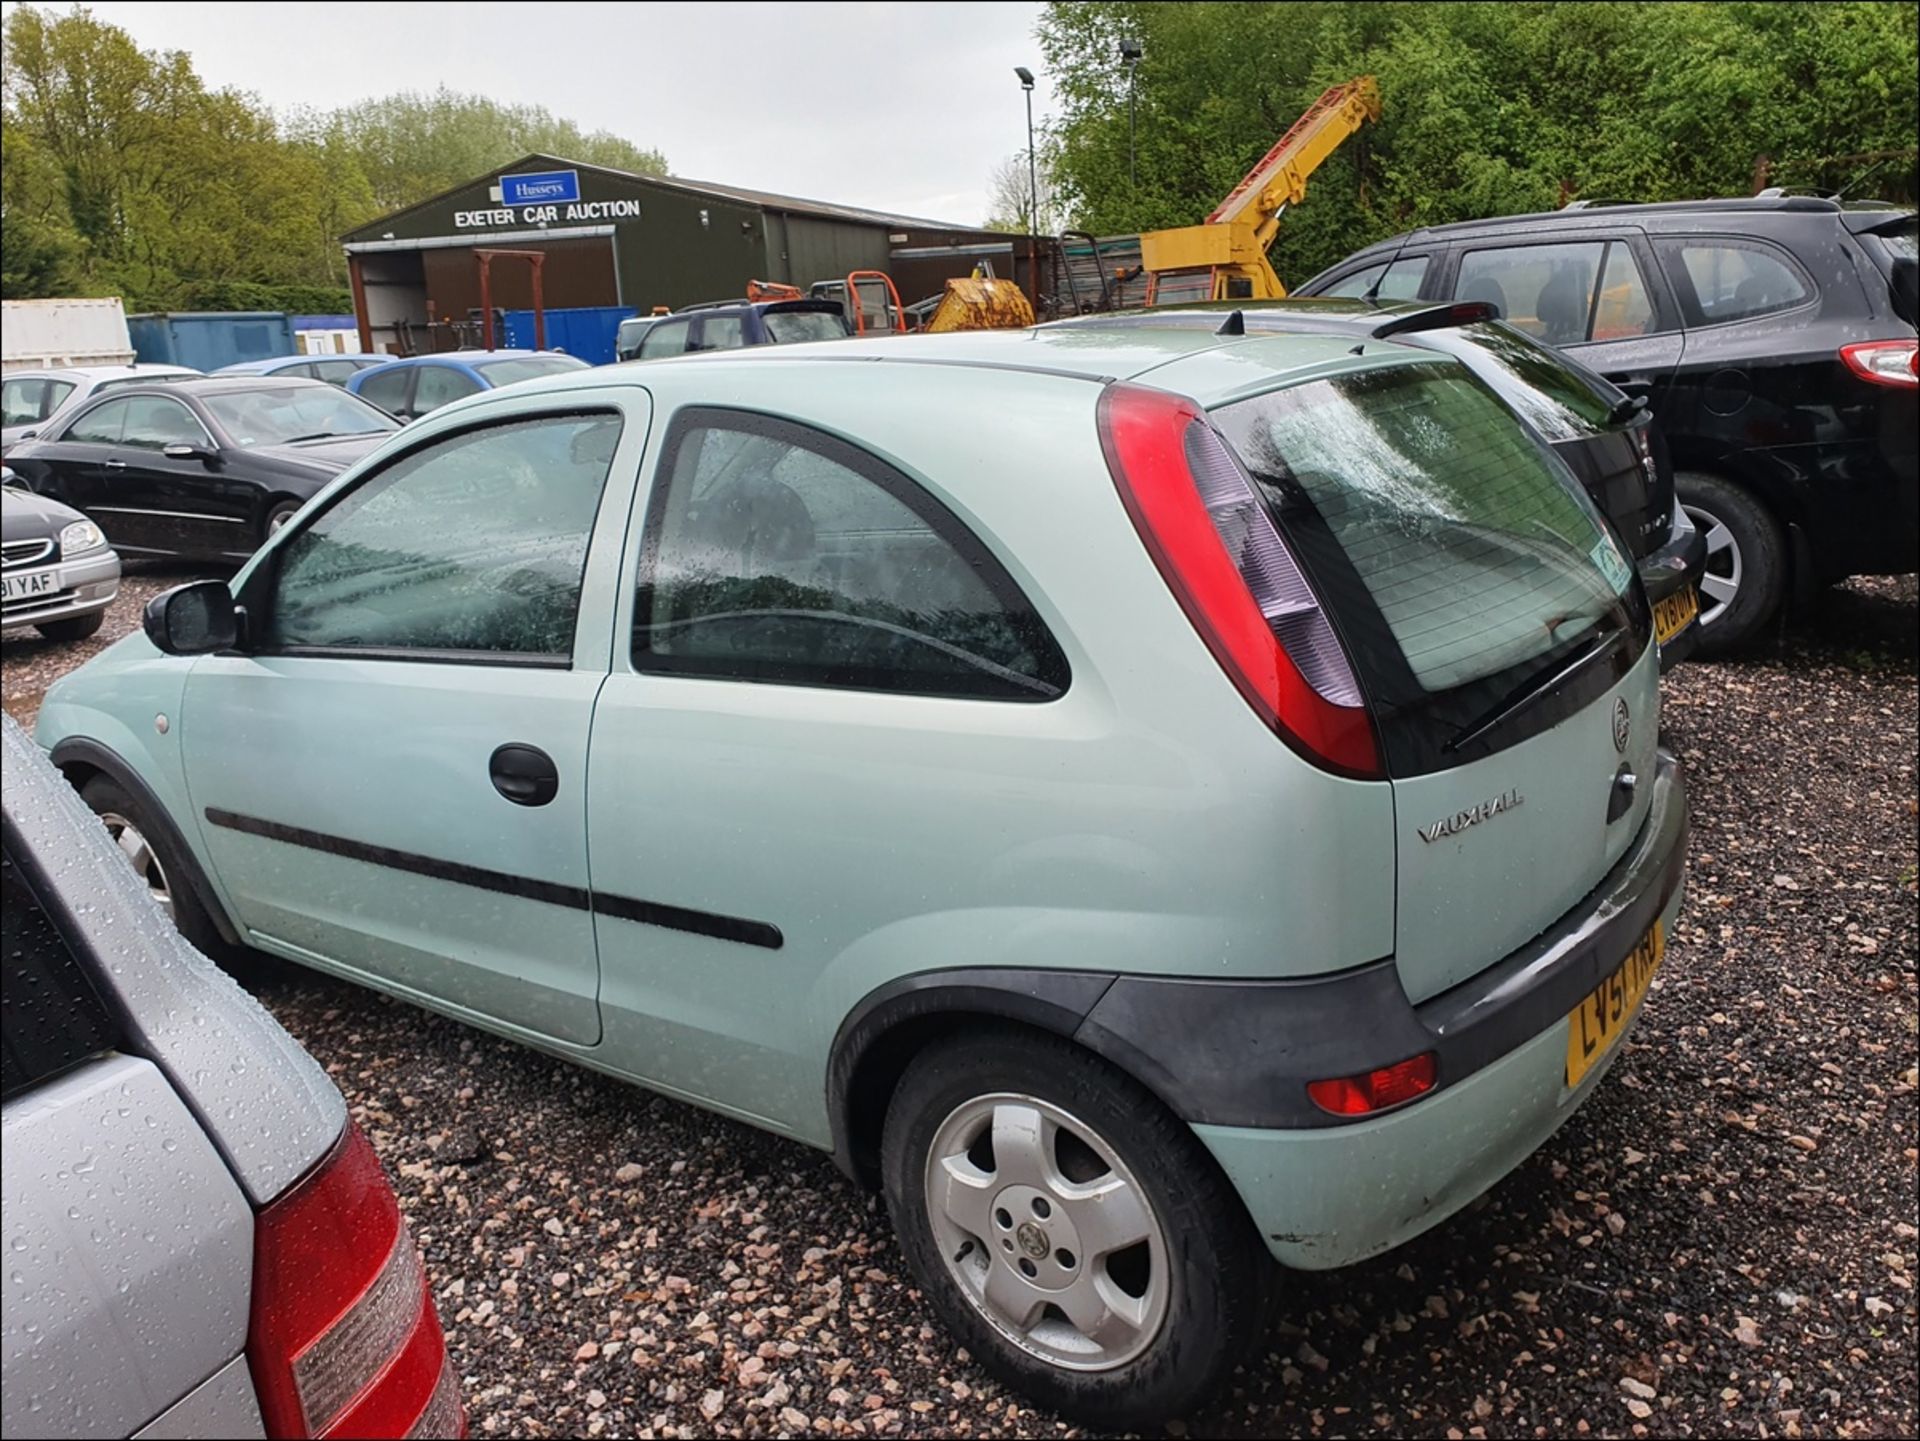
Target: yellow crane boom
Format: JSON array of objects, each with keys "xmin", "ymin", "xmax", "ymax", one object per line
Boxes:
[{"xmin": 1139, "ymin": 76, "xmax": 1381, "ymax": 304}]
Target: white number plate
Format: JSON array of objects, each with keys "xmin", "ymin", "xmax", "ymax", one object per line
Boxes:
[{"xmin": 2, "ymin": 568, "xmax": 59, "ymax": 603}]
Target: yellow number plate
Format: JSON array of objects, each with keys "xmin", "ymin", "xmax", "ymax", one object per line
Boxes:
[
  {"xmin": 1654, "ymin": 586, "xmax": 1699, "ymax": 645},
  {"xmin": 1565, "ymin": 921, "xmax": 1664, "ymax": 1088}
]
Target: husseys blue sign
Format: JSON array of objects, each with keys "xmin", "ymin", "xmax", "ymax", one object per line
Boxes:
[{"xmin": 500, "ymin": 169, "xmax": 581, "ymax": 205}]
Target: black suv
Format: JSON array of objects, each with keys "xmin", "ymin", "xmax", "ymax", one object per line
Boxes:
[
  {"xmin": 622, "ymin": 298, "xmax": 849, "ymax": 362},
  {"xmin": 1297, "ymin": 197, "xmax": 1918, "ymax": 652}
]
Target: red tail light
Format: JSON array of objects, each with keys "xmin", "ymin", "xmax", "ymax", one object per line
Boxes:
[
  {"xmin": 248, "ymin": 1124, "xmax": 463, "ymax": 1439},
  {"xmin": 1097, "ymin": 382, "xmax": 1382, "ymax": 778},
  {"xmin": 1308, "ymin": 1053, "xmax": 1437, "ymax": 1115},
  {"xmin": 1839, "ymin": 339, "xmax": 1918, "ymax": 388}
]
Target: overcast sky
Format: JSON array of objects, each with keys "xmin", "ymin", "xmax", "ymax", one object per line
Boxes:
[{"xmin": 59, "ymin": 1, "xmax": 1055, "ymax": 224}]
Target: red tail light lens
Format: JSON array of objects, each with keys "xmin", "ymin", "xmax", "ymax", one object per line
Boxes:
[
  {"xmin": 1308, "ymin": 1053, "xmax": 1437, "ymax": 1116},
  {"xmin": 248, "ymin": 1124, "xmax": 462, "ymax": 1438},
  {"xmin": 1098, "ymin": 382, "xmax": 1382, "ymax": 777},
  {"xmin": 1839, "ymin": 339, "xmax": 1918, "ymax": 388}
]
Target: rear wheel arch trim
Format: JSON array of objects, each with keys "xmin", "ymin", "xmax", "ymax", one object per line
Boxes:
[
  {"xmin": 49, "ymin": 737, "xmax": 243, "ymax": 948},
  {"xmin": 826, "ymin": 969, "xmax": 1118, "ymax": 1189}
]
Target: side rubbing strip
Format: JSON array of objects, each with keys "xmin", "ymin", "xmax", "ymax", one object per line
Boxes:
[{"xmin": 202, "ymin": 808, "xmax": 783, "ymax": 950}]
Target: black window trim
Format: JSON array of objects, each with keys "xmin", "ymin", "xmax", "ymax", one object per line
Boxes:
[
  {"xmin": 239, "ymin": 404, "xmax": 628, "ymax": 670},
  {"xmin": 1652, "ymin": 233, "xmax": 1820, "ymax": 331},
  {"xmin": 631, "ymin": 404, "xmax": 1072, "ymax": 703}
]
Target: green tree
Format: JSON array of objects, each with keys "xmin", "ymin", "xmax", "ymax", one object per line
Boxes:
[
  {"xmin": 1035, "ymin": 1, "xmax": 1919, "ymax": 284},
  {"xmin": 308, "ymin": 89, "xmax": 668, "ymax": 214}
]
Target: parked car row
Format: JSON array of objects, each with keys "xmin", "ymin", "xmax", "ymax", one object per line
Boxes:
[{"xmin": 4, "ymin": 190, "xmax": 1910, "ymax": 1435}]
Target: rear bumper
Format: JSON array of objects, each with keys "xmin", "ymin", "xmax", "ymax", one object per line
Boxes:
[
  {"xmin": 1637, "ymin": 503, "xmax": 1706, "ymax": 670},
  {"xmin": 1177, "ymin": 750, "xmax": 1688, "ymax": 1268}
]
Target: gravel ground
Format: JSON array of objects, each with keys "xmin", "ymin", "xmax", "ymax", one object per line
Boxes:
[{"xmin": 5, "ymin": 573, "xmax": 1915, "ymax": 1439}]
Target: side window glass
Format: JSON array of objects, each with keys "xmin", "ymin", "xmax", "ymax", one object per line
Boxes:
[
  {"xmin": 1321, "ymin": 255, "xmax": 1429, "ymax": 301},
  {"xmin": 1456, "ymin": 241, "xmax": 1606, "ymax": 345},
  {"xmin": 44, "ymin": 380, "xmax": 76, "ymax": 415},
  {"xmin": 1591, "ymin": 242, "xmax": 1656, "ymax": 340},
  {"xmin": 63, "ymin": 398, "xmax": 132, "ymax": 445},
  {"xmin": 697, "ymin": 315, "xmax": 745, "ymax": 351},
  {"xmin": 356, "ymin": 369, "xmax": 412, "ymax": 415},
  {"xmin": 312, "ymin": 361, "xmax": 358, "ymax": 387},
  {"xmin": 639, "ymin": 320, "xmax": 692, "ymax": 359},
  {"xmin": 634, "ymin": 411, "xmax": 1069, "ymax": 700},
  {"xmin": 411, "ymin": 365, "xmax": 480, "ymax": 414},
  {"xmin": 120, "ymin": 397, "xmax": 211, "ymax": 450},
  {"xmin": 265, "ymin": 413, "xmax": 623, "ymax": 659},
  {"xmin": 2, "ymin": 379, "xmax": 44, "ymax": 427},
  {"xmin": 1667, "ymin": 241, "xmax": 1811, "ymax": 324}
]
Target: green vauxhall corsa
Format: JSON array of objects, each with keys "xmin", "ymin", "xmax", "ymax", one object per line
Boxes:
[{"xmin": 35, "ymin": 319, "xmax": 1688, "ymax": 1425}]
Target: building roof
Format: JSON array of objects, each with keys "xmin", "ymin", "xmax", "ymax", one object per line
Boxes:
[{"xmin": 343, "ymin": 153, "xmax": 998, "ymax": 243}]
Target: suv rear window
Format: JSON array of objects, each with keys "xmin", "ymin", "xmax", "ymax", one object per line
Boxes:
[
  {"xmin": 763, "ymin": 308, "xmax": 847, "ymax": 344},
  {"xmin": 1212, "ymin": 362, "xmax": 1643, "ymax": 770},
  {"xmin": 2, "ymin": 832, "xmax": 122, "ymax": 1103}
]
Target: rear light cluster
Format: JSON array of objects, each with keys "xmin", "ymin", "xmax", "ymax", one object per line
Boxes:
[
  {"xmin": 249, "ymin": 1124, "xmax": 463, "ymax": 1439},
  {"xmin": 1308, "ymin": 1053, "xmax": 1438, "ymax": 1116},
  {"xmin": 1098, "ymin": 382, "xmax": 1381, "ymax": 778},
  {"xmin": 1839, "ymin": 339, "xmax": 1918, "ymax": 387}
]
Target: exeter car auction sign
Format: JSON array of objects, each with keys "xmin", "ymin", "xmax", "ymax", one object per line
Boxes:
[{"xmin": 453, "ymin": 169, "xmax": 645, "ymax": 229}]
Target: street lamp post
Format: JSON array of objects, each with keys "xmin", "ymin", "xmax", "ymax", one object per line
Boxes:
[
  {"xmin": 1121, "ymin": 39, "xmax": 1142, "ymax": 196},
  {"xmin": 1015, "ymin": 66, "xmax": 1038, "ymax": 308}
]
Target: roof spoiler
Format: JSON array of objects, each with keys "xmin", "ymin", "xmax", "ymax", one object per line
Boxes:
[
  {"xmin": 1840, "ymin": 206, "xmax": 1917, "ymax": 236},
  {"xmin": 1368, "ymin": 301, "xmax": 1498, "ymax": 338}
]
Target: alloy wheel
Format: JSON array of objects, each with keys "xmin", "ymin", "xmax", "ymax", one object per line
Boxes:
[
  {"xmin": 98, "ymin": 811, "xmax": 174, "ymax": 920},
  {"xmin": 924, "ymin": 1093, "xmax": 1171, "ymax": 1372},
  {"xmin": 1683, "ymin": 500, "xmax": 1743, "ymax": 629}
]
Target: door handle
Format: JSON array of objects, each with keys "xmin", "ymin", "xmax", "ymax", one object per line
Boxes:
[
  {"xmin": 489, "ymin": 743, "xmax": 559, "ymax": 807},
  {"xmin": 103, "ymin": 459, "xmax": 127, "ymax": 469}
]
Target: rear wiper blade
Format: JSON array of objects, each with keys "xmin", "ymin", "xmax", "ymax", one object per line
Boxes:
[{"xmin": 1444, "ymin": 625, "xmax": 1626, "ymax": 753}]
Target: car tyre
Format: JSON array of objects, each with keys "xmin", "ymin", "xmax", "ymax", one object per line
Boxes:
[
  {"xmin": 79, "ymin": 774, "xmax": 231, "ymax": 962},
  {"xmin": 262, "ymin": 499, "xmax": 303, "ymax": 543},
  {"xmin": 35, "ymin": 610, "xmax": 105, "ymax": 642},
  {"xmin": 881, "ymin": 1027, "xmax": 1271, "ymax": 1427},
  {"xmin": 1676, "ymin": 470, "xmax": 1785, "ymax": 656}
]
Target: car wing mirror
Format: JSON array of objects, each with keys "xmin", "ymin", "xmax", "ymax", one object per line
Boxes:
[
  {"xmin": 163, "ymin": 443, "xmax": 216, "ymax": 464},
  {"xmin": 143, "ymin": 579, "xmax": 241, "ymax": 655}
]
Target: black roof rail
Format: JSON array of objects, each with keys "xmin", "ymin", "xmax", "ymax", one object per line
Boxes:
[
  {"xmin": 1560, "ymin": 198, "xmax": 1635, "ymax": 210},
  {"xmin": 1368, "ymin": 301, "xmax": 1498, "ymax": 338}
]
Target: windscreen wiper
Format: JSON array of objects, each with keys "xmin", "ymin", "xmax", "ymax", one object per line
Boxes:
[{"xmin": 1444, "ymin": 624, "xmax": 1626, "ymax": 753}]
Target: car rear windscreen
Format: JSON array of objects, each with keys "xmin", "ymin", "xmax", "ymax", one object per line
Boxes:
[
  {"xmin": 763, "ymin": 309, "xmax": 848, "ymax": 344},
  {"xmin": 1411, "ymin": 322, "xmax": 1624, "ymax": 441},
  {"xmin": 1212, "ymin": 361, "xmax": 1633, "ymax": 695},
  {"xmin": 2, "ymin": 830, "xmax": 122, "ymax": 1103}
]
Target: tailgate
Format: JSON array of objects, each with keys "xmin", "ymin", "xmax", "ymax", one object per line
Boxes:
[
  {"xmin": 1392, "ymin": 642, "xmax": 1660, "ymax": 1000},
  {"xmin": 1210, "ymin": 353, "xmax": 1659, "ymax": 1005}
]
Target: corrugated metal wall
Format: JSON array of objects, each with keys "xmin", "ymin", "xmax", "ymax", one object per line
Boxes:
[{"xmin": 780, "ymin": 216, "xmax": 892, "ymax": 289}]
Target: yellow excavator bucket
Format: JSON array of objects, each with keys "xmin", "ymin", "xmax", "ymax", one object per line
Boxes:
[{"xmin": 923, "ymin": 275, "xmax": 1036, "ymax": 333}]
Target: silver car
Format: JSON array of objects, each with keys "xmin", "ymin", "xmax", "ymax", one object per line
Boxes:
[
  {"xmin": 1, "ymin": 365, "xmax": 202, "ymax": 451},
  {"xmin": 0, "ymin": 716, "xmax": 462, "ymax": 1439},
  {"xmin": 2, "ymin": 478, "xmax": 121, "ymax": 640}
]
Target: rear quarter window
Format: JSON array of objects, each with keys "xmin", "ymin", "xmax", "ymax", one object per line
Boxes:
[
  {"xmin": 2, "ymin": 832, "xmax": 122, "ymax": 1103},
  {"xmin": 1658, "ymin": 238, "xmax": 1813, "ymax": 325}
]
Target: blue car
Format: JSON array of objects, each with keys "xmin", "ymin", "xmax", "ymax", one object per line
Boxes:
[
  {"xmin": 346, "ymin": 350, "xmax": 590, "ymax": 422},
  {"xmin": 214, "ymin": 354, "xmax": 390, "ymax": 388}
]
